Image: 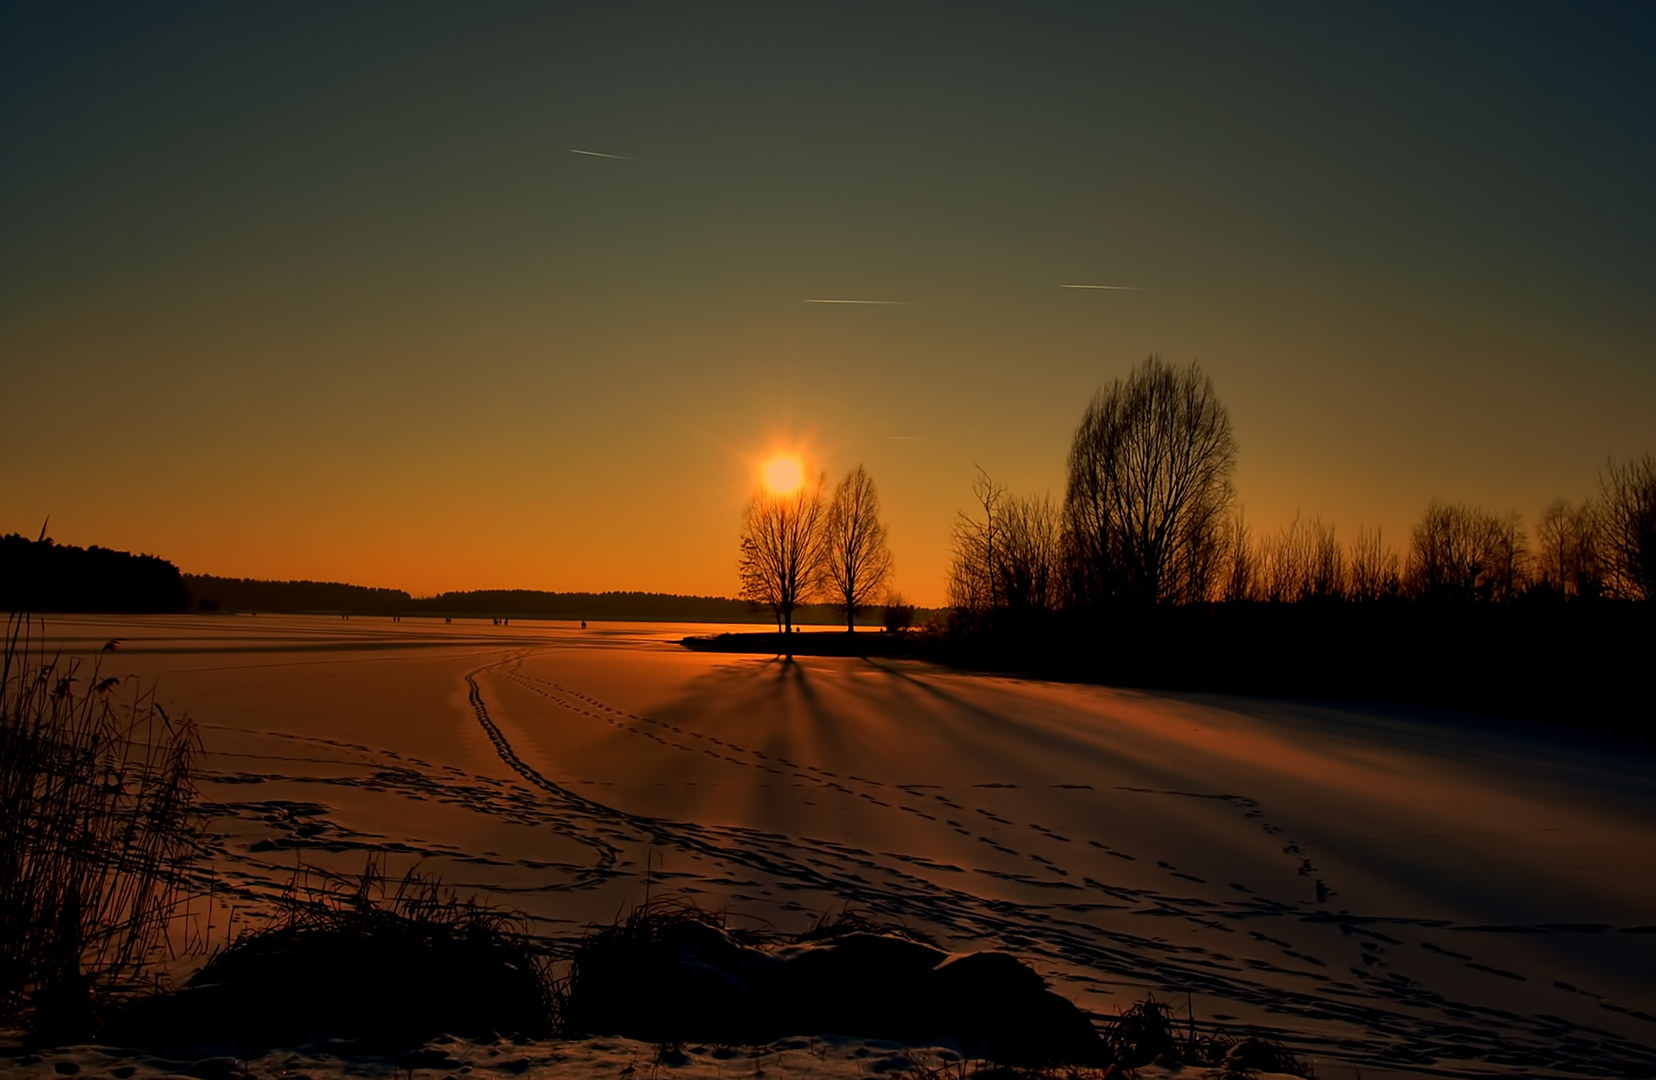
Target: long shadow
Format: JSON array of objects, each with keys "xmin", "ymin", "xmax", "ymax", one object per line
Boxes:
[{"xmin": 471, "ymin": 653, "xmax": 1656, "ymax": 1077}]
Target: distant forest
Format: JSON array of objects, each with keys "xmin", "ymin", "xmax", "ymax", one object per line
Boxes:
[
  {"xmin": 412, "ymin": 589, "xmax": 889, "ymax": 625},
  {"xmin": 188, "ymin": 578, "xmax": 904, "ymax": 623},
  {"xmin": 185, "ymin": 578, "xmax": 886, "ymax": 623},
  {"xmin": 0, "ymin": 539, "xmax": 892, "ymax": 624},
  {"xmin": 0, "ymin": 534, "xmax": 188, "ymax": 613},
  {"xmin": 185, "ymin": 575, "xmax": 412, "ymax": 616}
]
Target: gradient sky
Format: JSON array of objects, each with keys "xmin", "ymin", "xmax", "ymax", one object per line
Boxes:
[{"xmin": 3, "ymin": 2, "xmax": 1652, "ymax": 606}]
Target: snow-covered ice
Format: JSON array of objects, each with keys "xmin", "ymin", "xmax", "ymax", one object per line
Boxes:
[{"xmin": 9, "ymin": 614, "xmax": 1654, "ymax": 1078}]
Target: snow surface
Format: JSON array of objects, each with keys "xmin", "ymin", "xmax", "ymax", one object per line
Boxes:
[
  {"xmin": 0, "ymin": 1034, "xmax": 1318, "ymax": 1080},
  {"xmin": 13, "ymin": 614, "xmax": 1656, "ymax": 1078}
]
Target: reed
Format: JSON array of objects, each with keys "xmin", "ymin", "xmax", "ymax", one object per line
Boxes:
[
  {"xmin": 0, "ymin": 615, "xmax": 205, "ymax": 1036},
  {"xmin": 111, "ymin": 861, "xmax": 557, "ymax": 1047}
]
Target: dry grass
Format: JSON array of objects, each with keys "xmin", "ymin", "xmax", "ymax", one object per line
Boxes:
[
  {"xmin": 1099, "ymin": 996, "xmax": 1312, "ymax": 1075},
  {"xmin": 0, "ymin": 615, "xmax": 205, "ymax": 1037},
  {"xmin": 109, "ymin": 861, "xmax": 557, "ymax": 1048},
  {"xmin": 556, "ymin": 896, "xmax": 765, "ymax": 1040},
  {"xmin": 796, "ymin": 903, "xmax": 936, "ymax": 945}
]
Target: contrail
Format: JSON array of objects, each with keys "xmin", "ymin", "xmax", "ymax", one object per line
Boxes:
[
  {"xmin": 1061, "ymin": 283, "xmax": 1142, "ymax": 290},
  {"xmin": 571, "ymin": 149, "xmax": 633, "ymax": 160},
  {"xmin": 805, "ymin": 299, "xmax": 909, "ymax": 305},
  {"xmin": 885, "ymin": 436, "xmax": 928, "ymax": 441}
]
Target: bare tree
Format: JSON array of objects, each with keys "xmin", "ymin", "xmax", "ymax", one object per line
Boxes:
[
  {"xmin": 1261, "ymin": 514, "xmax": 1314, "ymax": 603},
  {"xmin": 1406, "ymin": 501, "xmax": 1529, "ymax": 602},
  {"xmin": 996, "ymin": 493, "xmax": 1065, "ymax": 613},
  {"xmin": 1064, "ymin": 356, "xmax": 1237, "ymax": 605},
  {"xmin": 1234, "ymin": 515, "xmax": 1397, "ymax": 604},
  {"xmin": 1536, "ymin": 498, "xmax": 1604, "ymax": 599},
  {"xmin": 1597, "ymin": 454, "xmax": 1656, "ymax": 601},
  {"xmin": 1257, "ymin": 515, "xmax": 1341, "ymax": 602},
  {"xmin": 1487, "ymin": 512, "xmax": 1530, "ymax": 601},
  {"xmin": 1308, "ymin": 518, "xmax": 1344, "ymax": 601},
  {"xmin": 1568, "ymin": 502, "xmax": 1605, "ymax": 599},
  {"xmin": 948, "ymin": 468, "xmax": 1003, "ymax": 613},
  {"xmin": 1222, "ymin": 509, "xmax": 1258, "ymax": 603},
  {"xmin": 1535, "ymin": 499, "xmax": 1571, "ymax": 594},
  {"xmin": 1347, "ymin": 525, "xmax": 1401, "ymax": 602},
  {"xmin": 738, "ymin": 476, "xmax": 828, "ymax": 634},
  {"xmin": 948, "ymin": 470, "xmax": 1063, "ymax": 616},
  {"xmin": 823, "ymin": 465, "xmax": 894, "ymax": 632}
]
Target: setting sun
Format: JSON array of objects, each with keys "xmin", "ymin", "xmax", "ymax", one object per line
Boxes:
[{"xmin": 760, "ymin": 454, "xmax": 805, "ymax": 495}]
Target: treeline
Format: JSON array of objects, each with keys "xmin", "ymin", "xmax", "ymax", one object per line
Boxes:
[
  {"xmin": 1, "ymin": 538, "xmax": 914, "ymax": 624},
  {"xmin": 419, "ymin": 590, "xmax": 879, "ymax": 624},
  {"xmin": 187, "ymin": 580, "xmax": 873, "ymax": 622},
  {"xmin": 0, "ymin": 534, "xmax": 188, "ymax": 613},
  {"xmin": 183, "ymin": 579, "xmax": 894, "ymax": 624},
  {"xmin": 940, "ymin": 357, "xmax": 1655, "ymax": 733},
  {"xmin": 418, "ymin": 591, "xmax": 906, "ymax": 624},
  {"xmin": 950, "ymin": 360, "xmax": 1654, "ymax": 613},
  {"xmin": 419, "ymin": 589, "xmax": 743, "ymax": 621},
  {"xmin": 951, "ymin": 483, "xmax": 1654, "ymax": 613},
  {"xmin": 185, "ymin": 575, "xmax": 414, "ymax": 615}
]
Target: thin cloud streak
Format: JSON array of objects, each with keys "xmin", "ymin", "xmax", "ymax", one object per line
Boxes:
[
  {"xmin": 805, "ymin": 299, "xmax": 910, "ymax": 305},
  {"xmin": 884, "ymin": 436, "xmax": 929, "ymax": 441},
  {"xmin": 570, "ymin": 149, "xmax": 634, "ymax": 159},
  {"xmin": 1061, "ymin": 283, "xmax": 1142, "ymax": 290}
]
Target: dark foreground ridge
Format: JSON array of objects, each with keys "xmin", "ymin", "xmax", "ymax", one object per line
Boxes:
[
  {"xmin": 561, "ymin": 901, "xmax": 1104, "ymax": 1065},
  {"xmin": 560, "ymin": 900, "xmax": 1311, "ymax": 1074},
  {"xmin": 96, "ymin": 880, "xmax": 1310, "ymax": 1076},
  {"xmin": 107, "ymin": 869, "xmax": 553, "ymax": 1050}
]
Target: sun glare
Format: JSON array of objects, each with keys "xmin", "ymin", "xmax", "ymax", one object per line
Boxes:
[{"xmin": 761, "ymin": 454, "xmax": 805, "ymax": 495}]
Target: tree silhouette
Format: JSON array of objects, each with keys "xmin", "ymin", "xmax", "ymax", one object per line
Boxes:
[
  {"xmin": 948, "ymin": 468, "xmax": 1004, "ymax": 613},
  {"xmin": 1261, "ymin": 515, "xmax": 1313, "ymax": 603},
  {"xmin": 1406, "ymin": 501, "xmax": 1528, "ymax": 602},
  {"xmin": 1536, "ymin": 499, "xmax": 1570, "ymax": 593},
  {"xmin": 1346, "ymin": 525, "xmax": 1401, "ymax": 602},
  {"xmin": 1598, "ymin": 454, "xmax": 1656, "ymax": 600},
  {"xmin": 823, "ymin": 465, "xmax": 894, "ymax": 632},
  {"xmin": 738, "ymin": 476, "xmax": 828, "ymax": 634},
  {"xmin": 1221, "ymin": 510, "xmax": 1258, "ymax": 602},
  {"xmin": 948, "ymin": 470, "xmax": 1063, "ymax": 617},
  {"xmin": 1257, "ymin": 514, "xmax": 1343, "ymax": 603},
  {"xmin": 1535, "ymin": 498, "xmax": 1604, "ymax": 599},
  {"xmin": 996, "ymin": 493, "xmax": 1064, "ymax": 613},
  {"xmin": 1063, "ymin": 356, "xmax": 1236, "ymax": 605}
]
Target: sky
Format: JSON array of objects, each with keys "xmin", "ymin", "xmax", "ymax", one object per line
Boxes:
[{"xmin": 2, "ymin": 2, "xmax": 1652, "ymax": 606}]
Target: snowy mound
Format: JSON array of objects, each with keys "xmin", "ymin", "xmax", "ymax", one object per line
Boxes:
[{"xmin": 562, "ymin": 912, "xmax": 1104, "ymax": 1064}]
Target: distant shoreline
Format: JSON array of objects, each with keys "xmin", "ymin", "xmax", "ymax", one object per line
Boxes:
[
  {"xmin": 682, "ymin": 630, "xmax": 923, "ymax": 656},
  {"xmin": 183, "ymin": 575, "xmax": 939, "ymax": 625}
]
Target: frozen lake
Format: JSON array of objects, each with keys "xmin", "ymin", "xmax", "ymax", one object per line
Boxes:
[{"xmin": 35, "ymin": 613, "xmax": 1656, "ymax": 1077}]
